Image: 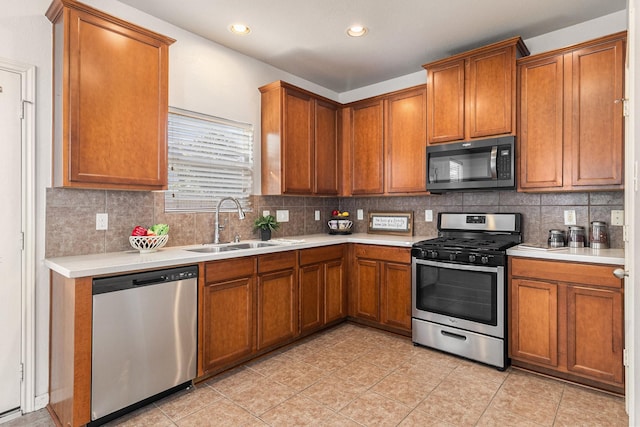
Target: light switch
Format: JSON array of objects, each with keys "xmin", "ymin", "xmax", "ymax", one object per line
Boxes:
[
  {"xmin": 564, "ymin": 210, "xmax": 576, "ymax": 225},
  {"xmin": 611, "ymin": 210, "xmax": 624, "ymax": 226},
  {"xmin": 96, "ymin": 213, "xmax": 108, "ymax": 230},
  {"xmin": 357, "ymin": 209, "xmax": 364, "ymax": 220},
  {"xmin": 425, "ymin": 210, "xmax": 433, "ymax": 222},
  {"xmin": 314, "ymin": 210, "xmax": 320, "ymax": 221},
  {"xmin": 276, "ymin": 210, "xmax": 289, "ymax": 222}
]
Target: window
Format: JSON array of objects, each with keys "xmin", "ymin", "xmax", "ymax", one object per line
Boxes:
[{"xmin": 165, "ymin": 107, "xmax": 253, "ymax": 212}]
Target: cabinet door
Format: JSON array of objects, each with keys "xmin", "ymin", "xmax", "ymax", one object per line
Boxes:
[
  {"xmin": 510, "ymin": 278, "xmax": 559, "ymax": 367},
  {"xmin": 518, "ymin": 55, "xmax": 565, "ymax": 190},
  {"xmin": 299, "ymin": 264, "xmax": 323, "ymax": 334},
  {"xmin": 566, "ymin": 285, "xmax": 624, "ymax": 385},
  {"xmin": 324, "ymin": 259, "xmax": 347, "ymax": 323},
  {"xmin": 314, "ymin": 99, "xmax": 339, "ymax": 195},
  {"xmin": 385, "ymin": 87, "xmax": 427, "ymax": 193},
  {"xmin": 380, "ymin": 261, "xmax": 411, "ymax": 331},
  {"xmin": 257, "ymin": 269, "xmax": 297, "ymax": 350},
  {"xmin": 570, "ymin": 38, "xmax": 625, "ymax": 188},
  {"xmin": 467, "ymin": 45, "xmax": 515, "ymax": 138},
  {"xmin": 65, "ymin": 8, "xmax": 170, "ymax": 189},
  {"xmin": 201, "ymin": 277, "xmax": 254, "ymax": 373},
  {"xmin": 283, "ymin": 88, "xmax": 314, "ymax": 194},
  {"xmin": 350, "ymin": 99, "xmax": 384, "ymax": 194},
  {"xmin": 351, "ymin": 258, "xmax": 380, "ymax": 321},
  {"xmin": 427, "ymin": 59, "xmax": 465, "ymax": 144}
]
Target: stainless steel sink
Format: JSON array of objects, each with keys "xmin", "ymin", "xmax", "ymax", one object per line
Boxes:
[{"xmin": 185, "ymin": 241, "xmax": 281, "ymax": 253}]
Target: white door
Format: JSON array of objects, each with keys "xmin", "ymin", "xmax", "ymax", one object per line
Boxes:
[{"xmin": 0, "ymin": 68, "xmax": 23, "ymax": 415}]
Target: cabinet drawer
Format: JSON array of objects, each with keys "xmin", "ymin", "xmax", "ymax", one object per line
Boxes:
[
  {"xmin": 205, "ymin": 257, "xmax": 256, "ymax": 283},
  {"xmin": 510, "ymin": 258, "xmax": 622, "ymax": 289},
  {"xmin": 299, "ymin": 245, "xmax": 344, "ymax": 266},
  {"xmin": 258, "ymin": 251, "xmax": 297, "ymax": 273},
  {"xmin": 354, "ymin": 245, "xmax": 410, "ymax": 264}
]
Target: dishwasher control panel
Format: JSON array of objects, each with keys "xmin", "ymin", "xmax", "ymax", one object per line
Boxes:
[{"xmin": 93, "ymin": 265, "xmax": 199, "ymax": 295}]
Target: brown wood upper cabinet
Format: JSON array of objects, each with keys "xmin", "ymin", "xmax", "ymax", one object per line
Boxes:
[
  {"xmin": 424, "ymin": 37, "xmax": 529, "ymax": 144},
  {"xmin": 343, "ymin": 85, "xmax": 427, "ymax": 195},
  {"xmin": 46, "ymin": 0, "xmax": 175, "ymax": 190},
  {"xmin": 260, "ymin": 81, "xmax": 340, "ymax": 195},
  {"xmin": 509, "ymin": 257, "xmax": 624, "ymax": 394},
  {"xmin": 517, "ymin": 32, "xmax": 626, "ymax": 192}
]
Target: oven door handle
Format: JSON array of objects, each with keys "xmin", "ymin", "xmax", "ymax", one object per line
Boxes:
[
  {"xmin": 441, "ymin": 330, "xmax": 468, "ymax": 341},
  {"xmin": 413, "ymin": 258, "xmax": 500, "ymax": 273}
]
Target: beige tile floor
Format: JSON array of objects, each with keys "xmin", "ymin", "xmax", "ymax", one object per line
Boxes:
[{"xmin": 4, "ymin": 323, "xmax": 628, "ymax": 426}]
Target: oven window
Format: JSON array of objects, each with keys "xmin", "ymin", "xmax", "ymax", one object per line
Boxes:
[{"xmin": 415, "ymin": 264, "xmax": 497, "ymax": 325}]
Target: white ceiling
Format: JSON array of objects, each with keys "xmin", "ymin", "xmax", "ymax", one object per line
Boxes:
[{"xmin": 118, "ymin": 0, "xmax": 626, "ymax": 92}]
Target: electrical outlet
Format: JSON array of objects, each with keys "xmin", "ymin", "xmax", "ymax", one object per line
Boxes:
[
  {"xmin": 564, "ymin": 210, "xmax": 576, "ymax": 225},
  {"xmin": 314, "ymin": 210, "xmax": 320, "ymax": 221},
  {"xmin": 96, "ymin": 213, "xmax": 108, "ymax": 230},
  {"xmin": 357, "ymin": 209, "xmax": 364, "ymax": 220},
  {"xmin": 611, "ymin": 210, "xmax": 624, "ymax": 226},
  {"xmin": 262, "ymin": 210, "xmax": 270, "ymax": 217},
  {"xmin": 276, "ymin": 210, "xmax": 289, "ymax": 222},
  {"xmin": 425, "ymin": 209, "xmax": 433, "ymax": 222}
]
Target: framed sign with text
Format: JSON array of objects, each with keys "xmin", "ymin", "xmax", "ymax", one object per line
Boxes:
[{"xmin": 367, "ymin": 211, "xmax": 413, "ymax": 236}]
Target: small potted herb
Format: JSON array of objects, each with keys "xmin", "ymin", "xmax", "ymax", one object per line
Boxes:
[{"xmin": 254, "ymin": 214, "xmax": 280, "ymax": 241}]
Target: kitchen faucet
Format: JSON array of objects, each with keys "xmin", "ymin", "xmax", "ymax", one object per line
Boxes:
[{"xmin": 214, "ymin": 197, "xmax": 246, "ymax": 244}]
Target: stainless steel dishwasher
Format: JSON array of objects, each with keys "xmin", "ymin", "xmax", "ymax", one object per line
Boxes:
[{"xmin": 90, "ymin": 265, "xmax": 198, "ymax": 425}]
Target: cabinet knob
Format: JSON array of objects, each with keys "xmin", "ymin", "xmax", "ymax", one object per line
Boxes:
[{"xmin": 613, "ymin": 268, "xmax": 628, "ymax": 279}]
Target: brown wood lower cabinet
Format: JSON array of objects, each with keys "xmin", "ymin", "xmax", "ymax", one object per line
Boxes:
[
  {"xmin": 350, "ymin": 244, "xmax": 412, "ymax": 335},
  {"xmin": 509, "ymin": 257, "xmax": 624, "ymax": 394},
  {"xmin": 299, "ymin": 245, "xmax": 347, "ymax": 335},
  {"xmin": 200, "ymin": 257, "xmax": 256, "ymax": 375},
  {"xmin": 256, "ymin": 251, "xmax": 298, "ymax": 350}
]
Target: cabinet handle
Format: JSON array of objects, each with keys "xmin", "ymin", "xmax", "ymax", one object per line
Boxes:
[{"xmin": 613, "ymin": 268, "xmax": 628, "ymax": 279}]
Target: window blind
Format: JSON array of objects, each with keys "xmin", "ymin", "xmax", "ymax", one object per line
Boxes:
[{"xmin": 165, "ymin": 107, "xmax": 253, "ymax": 212}]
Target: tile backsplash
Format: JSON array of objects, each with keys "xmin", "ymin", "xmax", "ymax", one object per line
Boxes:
[{"xmin": 45, "ymin": 188, "xmax": 624, "ymax": 257}]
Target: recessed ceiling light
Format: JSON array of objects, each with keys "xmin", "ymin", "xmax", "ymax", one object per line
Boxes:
[
  {"xmin": 347, "ymin": 25, "xmax": 367, "ymax": 37},
  {"xmin": 229, "ymin": 23, "xmax": 251, "ymax": 35}
]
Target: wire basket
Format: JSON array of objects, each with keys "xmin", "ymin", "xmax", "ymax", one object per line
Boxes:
[{"xmin": 129, "ymin": 234, "xmax": 169, "ymax": 253}]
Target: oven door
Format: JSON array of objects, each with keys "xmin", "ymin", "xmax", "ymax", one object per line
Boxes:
[{"xmin": 412, "ymin": 258, "xmax": 504, "ymax": 338}]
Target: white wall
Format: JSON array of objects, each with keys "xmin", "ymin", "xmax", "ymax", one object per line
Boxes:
[
  {"xmin": 1, "ymin": 0, "xmax": 54, "ymax": 402},
  {"xmin": 1, "ymin": 0, "xmax": 630, "ymax": 409}
]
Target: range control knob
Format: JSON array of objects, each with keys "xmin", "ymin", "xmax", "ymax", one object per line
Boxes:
[
  {"xmin": 468, "ymin": 254, "xmax": 476, "ymax": 263},
  {"xmin": 429, "ymin": 250, "xmax": 439, "ymax": 259},
  {"xmin": 449, "ymin": 253, "xmax": 457, "ymax": 261},
  {"xmin": 481, "ymin": 256, "xmax": 490, "ymax": 265}
]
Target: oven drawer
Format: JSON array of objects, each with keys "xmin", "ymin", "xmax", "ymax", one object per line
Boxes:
[{"xmin": 412, "ymin": 318, "xmax": 506, "ymax": 369}]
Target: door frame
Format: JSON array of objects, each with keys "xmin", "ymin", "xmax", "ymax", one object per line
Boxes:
[
  {"xmin": 0, "ymin": 57, "xmax": 36, "ymax": 415},
  {"xmin": 625, "ymin": 1, "xmax": 638, "ymax": 422}
]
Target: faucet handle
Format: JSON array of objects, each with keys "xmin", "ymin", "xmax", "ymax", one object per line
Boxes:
[{"xmin": 234, "ymin": 234, "xmax": 241, "ymax": 243}]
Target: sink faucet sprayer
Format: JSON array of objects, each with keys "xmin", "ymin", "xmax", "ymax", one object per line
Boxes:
[{"xmin": 214, "ymin": 197, "xmax": 245, "ymax": 244}]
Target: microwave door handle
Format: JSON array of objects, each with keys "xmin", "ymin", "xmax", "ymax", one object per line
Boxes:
[{"xmin": 490, "ymin": 146, "xmax": 498, "ymax": 179}]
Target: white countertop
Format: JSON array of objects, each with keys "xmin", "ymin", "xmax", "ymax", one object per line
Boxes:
[
  {"xmin": 507, "ymin": 245, "xmax": 625, "ymax": 265},
  {"xmin": 45, "ymin": 233, "xmax": 429, "ymax": 278}
]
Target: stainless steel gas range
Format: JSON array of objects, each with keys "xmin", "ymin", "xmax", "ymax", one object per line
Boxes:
[{"xmin": 411, "ymin": 212, "xmax": 522, "ymax": 370}]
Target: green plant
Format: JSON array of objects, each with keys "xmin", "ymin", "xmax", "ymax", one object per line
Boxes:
[{"xmin": 253, "ymin": 214, "xmax": 280, "ymax": 231}]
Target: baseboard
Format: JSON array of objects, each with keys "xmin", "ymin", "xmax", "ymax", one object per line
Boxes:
[{"xmin": 34, "ymin": 393, "xmax": 48, "ymax": 411}]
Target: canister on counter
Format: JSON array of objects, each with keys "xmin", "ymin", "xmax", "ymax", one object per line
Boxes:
[
  {"xmin": 590, "ymin": 221, "xmax": 609, "ymax": 249},
  {"xmin": 567, "ymin": 226, "xmax": 586, "ymax": 248},
  {"xmin": 548, "ymin": 229, "xmax": 566, "ymax": 247}
]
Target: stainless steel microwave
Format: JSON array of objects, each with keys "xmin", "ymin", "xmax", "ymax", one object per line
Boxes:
[{"xmin": 426, "ymin": 136, "xmax": 515, "ymax": 193}]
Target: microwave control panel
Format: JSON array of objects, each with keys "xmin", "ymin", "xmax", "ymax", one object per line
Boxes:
[{"xmin": 497, "ymin": 145, "xmax": 512, "ymax": 180}]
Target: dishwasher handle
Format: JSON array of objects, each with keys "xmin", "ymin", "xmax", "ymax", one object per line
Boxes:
[
  {"xmin": 93, "ymin": 265, "xmax": 198, "ymax": 295},
  {"xmin": 133, "ymin": 276, "xmax": 168, "ymax": 287}
]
